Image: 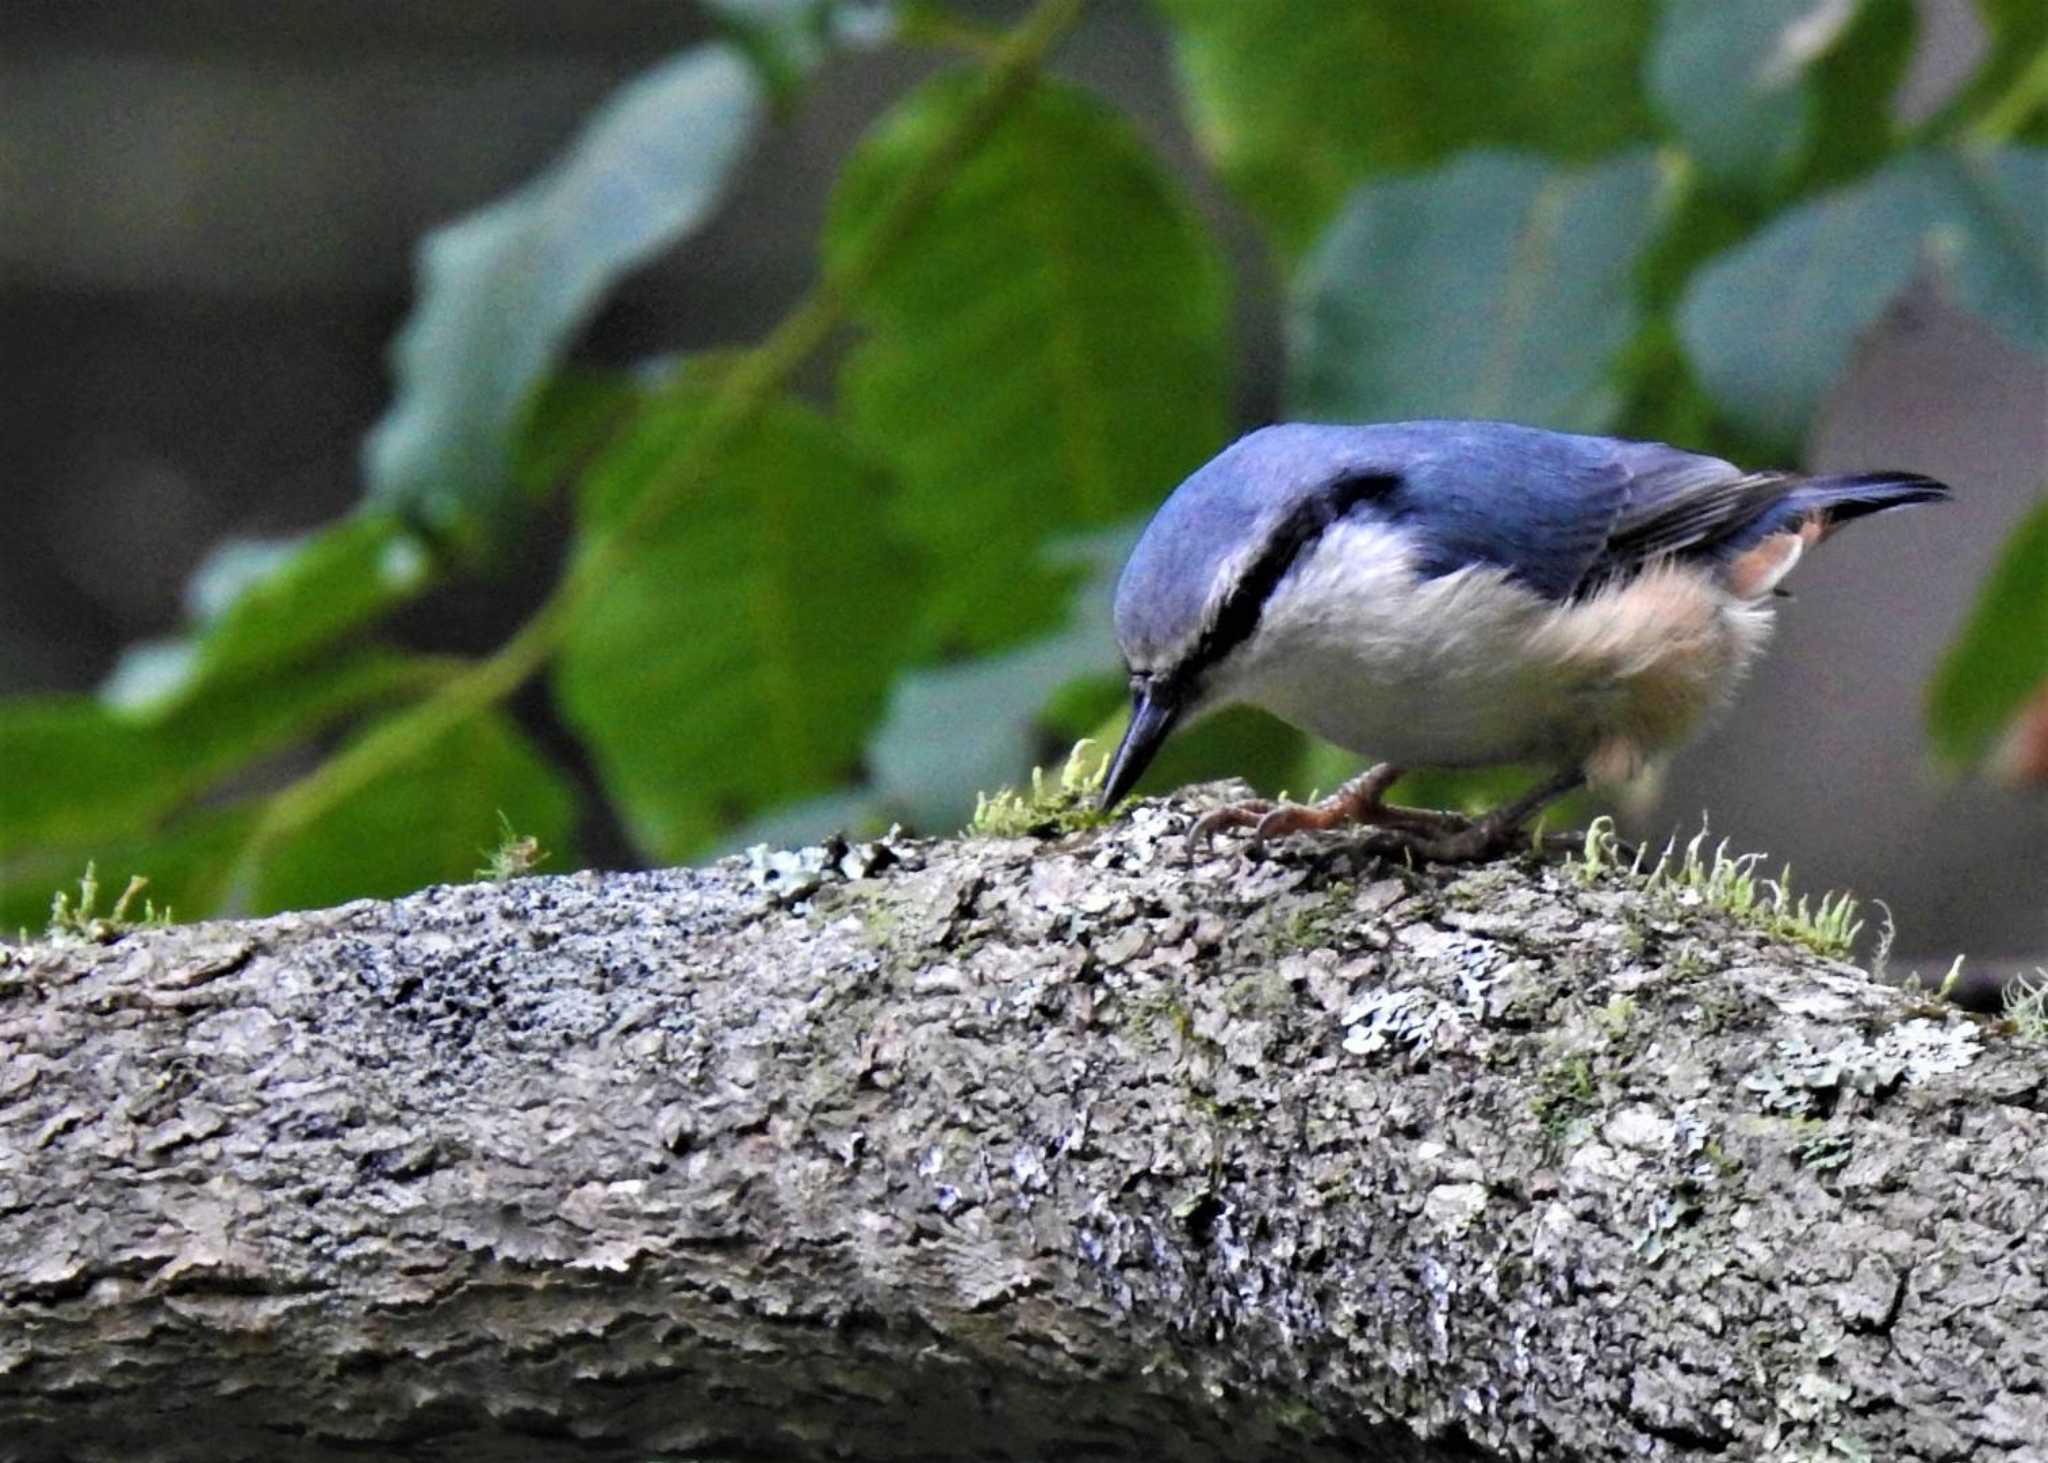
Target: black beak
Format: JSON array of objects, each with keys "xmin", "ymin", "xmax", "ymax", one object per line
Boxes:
[{"xmin": 1100, "ymin": 686, "xmax": 1182, "ymax": 809}]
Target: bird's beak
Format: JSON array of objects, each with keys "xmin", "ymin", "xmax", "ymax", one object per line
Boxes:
[{"xmin": 1100, "ymin": 686, "xmax": 1182, "ymax": 810}]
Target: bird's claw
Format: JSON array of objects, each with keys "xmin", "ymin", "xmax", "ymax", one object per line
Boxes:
[
  {"xmin": 1188, "ymin": 792, "xmax": 1472, "ymax": 859},
  {"xmin": 1186, "ymin": 800, "xmax": 1276, "ymax": 853},
  {"xmin": 1254, "ymin": 805, "xmax": 1323, "ymax": 841}
]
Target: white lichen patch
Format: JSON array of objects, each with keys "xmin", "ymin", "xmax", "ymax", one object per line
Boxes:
[
  {"xmin": 1633, "ymin": 1192, "xmax": 1698, "ymax": 1263},
  {"xmin": 1777, "ymin": 1367, "xmax": 1854, "ymax": 1425},
  {"xmin": 1603, "ymin": 1104, "xmax": 1675, "ymax": 1155},
  {"xmin": 1566, "ymin": 1141, "xmax": 1640, "ymax": 1188},
  {"xmin": 1530, "ymin": 1202, "xmax": 1580, "ymax": 1268},
  {"xmin": 1340, "ymin": 926, "xmax": 1540, "ymax": 1059},
  {"xmin": 1766, "ymin": 980, "xmax": 1869, "ymax": 1022},
  {"xmin": 745, "ymin": 828, "xmax": 907, "ymax": 905},
  {"xmin": 1423, "ymin": 1181, "xmax": 1490, "ymax": 1237},
  {"xmin": 1341, "ymin": 988, "xmax": 1461, "ymax": 1058},
  {"xmin": 1743, "ymin": 1019, "xmax": 1981, "ymax": 1115},
  {"xmin": 1875, "ymin": 1017, "xmax": 1981, "ymax": 1076}
]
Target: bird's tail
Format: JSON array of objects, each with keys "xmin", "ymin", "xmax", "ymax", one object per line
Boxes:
[
  {"xmin": 1722, "ymin": 471, "xmax": 1951, "ymax": 599},
  {"xmin": 1783, "ymin": 471, "xmax": 1953, "ymax": 535}
]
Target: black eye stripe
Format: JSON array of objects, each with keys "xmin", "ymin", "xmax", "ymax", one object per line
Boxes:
[{"xmin": 1175, "ymin": 472, "xmax": 1397, "ymax": 686}]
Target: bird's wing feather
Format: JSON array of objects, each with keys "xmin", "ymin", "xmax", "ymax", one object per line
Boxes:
[
  {"xmin": 1585, "ymin": 446, "xmax": 1794, "ymax": 586},
  {"xmin": 1372, "ymin": 425, "xmax": 1641, "ymax": 601},
  {"xmin": 1374, "ymin": 427, "xmax": 1888, "ymax": 599},
  {"xmin": 1587, "ymin": 450, "xmax": 1950, "ymax": 589}
]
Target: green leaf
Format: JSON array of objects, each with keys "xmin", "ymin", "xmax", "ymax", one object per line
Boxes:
[
  {"xmin": 1928, "ymin": 496, "xmax": 2048, "ymax": 770},
  {"xmin": 363, "ymin": 46, "xmax": 767, "ymax": 534},
  {"xmin": 705, "ymin": 524, "xmax": 1141, "ymax": 852},
  {"xmin": 1648, "ymin": 0, "xmax": 1863, "ymax": 190},
  {"xmin": 1290, "ymin": 150, "xmax": 1666, "ymax": 432},
  {"xmin": 708, "ymin": 524, "xmax": 1313, "ymax": 845},
  {"xmin": 1943, "ymin": 0, "xmax": 2048, "ymax": 143},
  {"xmin": 247, "ymin": 710, "xmax": 578, "ymax": 915},
  {"xmin": 553, "ymin": 375, "xmax": 919, "ymax": 861},
  {"xmin": 1156, "ymin": 0, "xmax": 1658, "ymax": 254},
  {"xmin": 825, "ymin": 72, "xmax": 1231, "ymax": 651},
  {"xmin": 1800, "ymin": 0, "xmax": 1917, "ymax": 189},
  {"xmin": 0, "ymin": 651, "xmax": 437, "ymax": 860},
  {"xmin": 0, "ymin": 699, "xmax": 198, "ymax": 859},
  {"xmin": 514, "ymin": 369, "xmax": 643, "ymax": 501},
  {"xmin": 1678, "ymin": 146, "xmax": 2047, "ymax": 448},
  {"xmin": 100, "ymin": 513, "xmax": 433, "ymax": 716}
]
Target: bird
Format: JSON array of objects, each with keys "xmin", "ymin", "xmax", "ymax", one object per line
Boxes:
[{"xmin": 1097, "ymin": 420, "xmax": 1950, "ymax": 860}]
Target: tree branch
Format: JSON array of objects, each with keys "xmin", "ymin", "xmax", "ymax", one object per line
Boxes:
[{"xmin": 3, "ymin": 790, "xmax": 2042, "ymax": 1461}]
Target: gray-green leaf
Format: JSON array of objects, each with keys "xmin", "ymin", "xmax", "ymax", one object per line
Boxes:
[
  {"xmin": 1290, "ymin": 150, "xmax": 1666, "ymax": 432},
  {"xmin": 363, "ymin": 45, "xmax": 766, "ymax": 532},
  {"xmin": 863, "ymin": 526, "xmax": 1133, "ymax": 833},
  {"xmin": 1649, "ymin": 0, "xmax": 1861, "ymax": 188},
  {"xmin": 1679, "ymin": 146, "xmax": 2047, "ymax": 447}
]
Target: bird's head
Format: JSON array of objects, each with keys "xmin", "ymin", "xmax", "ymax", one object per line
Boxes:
[{"xmin": 1099, "ymin": 426, "xmax": 1399, "ymax": 808}]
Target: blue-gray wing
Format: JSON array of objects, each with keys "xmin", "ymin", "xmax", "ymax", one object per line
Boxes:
[
  {"xmin": 1367, "ymin": 424, "xmax": 1725, "ymax": 600},
  {"xmin": 1586, "ymin": 442, "xmax": 1948, "ymax": 589},
  {"xmin": 1378, "ymin": 424, "xmax": 1946, "ymax": 599}
]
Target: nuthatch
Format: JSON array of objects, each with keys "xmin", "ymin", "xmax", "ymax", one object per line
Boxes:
[{"xmin": 1099, "ymin": 421, "xmax": 1949, "ymax": 859}]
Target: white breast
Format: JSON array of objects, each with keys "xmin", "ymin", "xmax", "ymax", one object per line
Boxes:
[{"xmin": 1216, "ymin": 520, "xmax": 1773, "ymax": 777}]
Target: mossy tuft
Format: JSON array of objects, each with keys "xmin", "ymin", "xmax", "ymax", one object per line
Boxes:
[
  {"xmin": 477, "ymin": 813, "xmax": 548, "ymax": 882},
  {"xmin": 44, "ymin": 862, "xmax": 171, "ymax": 944},
  {"xmin": 2004, "ymin": 970, "xmax": 2048, "ymax": 1042},
  {"xmin": 968, "ymin": 740, "xmax": 1115, "ymax": 838},
  {"xmin": 1572, "ymin": 817, "xmax": 1864, "ymax": 960},
  {"xmin": 1531, "ymin": 1053, "xmax": 1598, "ymax": 1141}
]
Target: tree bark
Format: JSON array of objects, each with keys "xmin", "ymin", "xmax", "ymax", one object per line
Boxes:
[{"xmin": 2, "ymin": 789, "xmax": 2042, "ymax": 1462}]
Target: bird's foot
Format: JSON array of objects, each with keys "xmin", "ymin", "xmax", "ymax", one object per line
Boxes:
[
  {"xmin": 1187, "ymin": 764, "xmax": 1467, "ymax": 855},
  {"xmin": 1187, "ymin": 765, "xmax": 1588, "ymax": 865}
]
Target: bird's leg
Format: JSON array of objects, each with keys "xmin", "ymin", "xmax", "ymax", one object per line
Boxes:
[
  {"xmin": 1188, "ymin": 763, "xmax": 1466, "ymax": 852},
  {"xmin": 1191, "ymin": 764, "xmax": 1588, "ymax": 863},
  {"xmin": 1394, "ymin": 767, "xmax": 1588, "ymax": 862}
]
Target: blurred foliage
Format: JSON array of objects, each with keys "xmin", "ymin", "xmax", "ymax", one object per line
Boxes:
[
  {"xmin": 554, "ymin": 367, "xmax": 919, "ymax": 860},
  {"xmin": 1290, "ymin": 149, "xmax": 1666, "ymax": 431},
  {"xmin": 1156, "ymin": 0, "xmax": 1660, "ymax": 257},
  {"xmin": 1928, "ymin": 499, "xmax": 2048, "ymax": 777},
  {"xmin": 364, "ymin": 47, "xmax": 771, "ymax": 538},
  {"xmin": 3, "ymin": 0, "xmax": 2043, "ymax": 928},
  {"xmin": 1679, "ymin": 147, "xmax": 2045, "ymax": 445},
  {"xmin": 824, "ymin": 70, "xmax": 1232, "ymax": 650}
]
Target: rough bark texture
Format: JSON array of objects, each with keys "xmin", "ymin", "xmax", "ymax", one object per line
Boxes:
[{"xmin": 1, "ymin": 788, "xmax": 2043, "ymax": 1462}]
